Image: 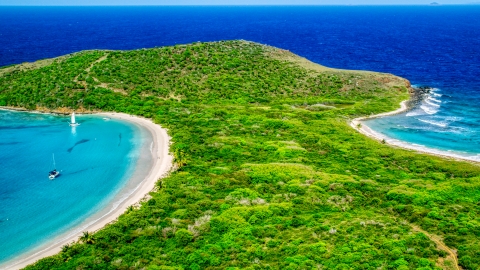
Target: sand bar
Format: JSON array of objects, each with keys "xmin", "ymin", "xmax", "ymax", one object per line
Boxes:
[
  {"xmin": 2, "ymin": 112, "xmax": 173, "ymax": 270},
  {"xmin": 350, "ymin": 101, "xmax": 480, "ymax": 163}
]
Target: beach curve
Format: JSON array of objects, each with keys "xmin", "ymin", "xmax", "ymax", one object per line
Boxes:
[
  {"xmin": 3, "ymin": 113, "xmax": 173, "ymax": 270},
  {"xmin": 350, "ymin": 101, "xmax": 480, "ymax": 163}
]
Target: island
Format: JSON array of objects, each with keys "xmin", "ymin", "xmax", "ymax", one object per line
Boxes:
[{"xmin": 0, "ymin": 41, "xmax": 478, "ymax": 270}]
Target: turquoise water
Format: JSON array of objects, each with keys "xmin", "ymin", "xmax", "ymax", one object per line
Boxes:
[
  {"xmin": 1, "ymin": 6, "xmax": 479, "ymax": 162},
  {"xmin": 366, "ymin": 87, "xmax": 480, "ymax": 161},
  {"xmin": 0, "ymin": 110, "xmax": 146, "ymax": 265}
]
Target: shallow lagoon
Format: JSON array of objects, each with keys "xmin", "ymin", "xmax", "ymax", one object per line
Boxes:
[{"xmin": 0, "ymin": 110, "xmax": 148, "ymax": 265}]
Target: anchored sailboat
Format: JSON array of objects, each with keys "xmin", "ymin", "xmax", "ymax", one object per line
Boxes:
[
  {"xmin": 69, "ymin": 112, "xmax": 80, "ymax": 127},
  {"xmin": 48, "ymin": 154, "xmax": 60, "ymax": 180}
]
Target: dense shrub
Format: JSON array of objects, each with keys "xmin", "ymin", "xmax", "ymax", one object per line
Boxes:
[{"xmin": 2, "ymin": 41, "xmax": 477, "ymax": 270}]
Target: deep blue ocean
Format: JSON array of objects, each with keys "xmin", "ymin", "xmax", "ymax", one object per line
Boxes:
[
  {"xmin": 0, "ymin": 110, "xmax": 146, "ymax": 266},
  {"xmin": 2, "ymin": 6, "xmax": 478, "ymax": 158},
  {"xmin": 0, "ymin": 5, "xmax": 479, "ymax": 265}
]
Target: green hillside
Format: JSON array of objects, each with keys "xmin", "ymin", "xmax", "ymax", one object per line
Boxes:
[{"xmin": 1, "ymin": 41, "xmax": 479, "ymax": 270}]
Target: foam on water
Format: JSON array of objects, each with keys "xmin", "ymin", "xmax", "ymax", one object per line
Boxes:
[
  {"xmin": 367, "ymin": 86, "xmax": 480, "ymax": 156},
  {"xmin": 424, "ymin": 100, "xmax": 440, "ymax": 108},
  {"xmin": 406, "ymin": 111, "xmax": 423, "ymax": 117},
  {"xmin": 420, "ymin": 105, "xmax": 438, "ymax": 115},
  {"xmin": 417, "ymin": 118, "xmax": 448, "ymax": 128},
  {"xmin": 420, "ymin": 93, "xmax": 441, "ymax": 115},
  {"xmin": 427, "ymin": 96, "xmax": 442, "ymax": 103}
]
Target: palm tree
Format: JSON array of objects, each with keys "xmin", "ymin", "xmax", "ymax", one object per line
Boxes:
[
  {"xmin": 79, "ymin": 231, "xmax": 95, "ymax": 244},
  {"xmin": 61, "ymin": 243, "xmax": 71, "ymax": 253},
  {"xmin": 174, "ymin": 150, "xmax": 188, "ymax": 168}
]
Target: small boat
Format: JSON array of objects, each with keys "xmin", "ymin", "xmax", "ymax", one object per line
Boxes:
[
  {"xmin": 48, "ymin": 154, "xmax": 60, "ymax": 180},
  {"xmin": 69, "ymin": 112, "xmax": 80, "ymax": 127}
]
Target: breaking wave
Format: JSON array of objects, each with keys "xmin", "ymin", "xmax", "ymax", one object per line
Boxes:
[
  {"xmin": 418, "ymin": 89, "xmax": 442, "ymax": 115},
  {"xmin": 420, "ymin": 105, "xmax": 439, "ymax": 115},
  {"xmin": 427, "ymin": 96, "xmax": 442, "ymax": 103},
  {"xmin": 406, "ymin": 87, "xmax": 443, "ymax": 117},
  {"xmin": 425, "ymin": 99, "xmax": 440, "ymax": 107},
  {"xmin": 406, "ymin": 111, "xmax": 423, "ymax": 117},
  {"xmin": 417, "ymin": 118, "xmax": 448, "ymax": 128}
]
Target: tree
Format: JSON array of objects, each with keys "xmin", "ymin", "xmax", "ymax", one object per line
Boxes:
[
  {"xmin": 175, "ymin": 229, "xmax": 193, "ymax": 246},
  {"xmin": 79, "ymin": 231, "xmax": 95, "ymax": 244}
]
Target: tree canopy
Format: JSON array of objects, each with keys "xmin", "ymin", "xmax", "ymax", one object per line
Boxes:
[{"xmin": 1, "ymin": 40, "xmax": 478, "ymax": 270}]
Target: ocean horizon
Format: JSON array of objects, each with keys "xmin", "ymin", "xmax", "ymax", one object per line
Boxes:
[{"xmin": 1, "ymin": 5, "xmax": 479, "ymax": 157}]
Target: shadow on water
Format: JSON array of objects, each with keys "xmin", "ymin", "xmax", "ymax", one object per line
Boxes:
[
  {"xmin": 67, "ymin": 139, "xmax": 90, "ymax": 153},
  {"xmin": 61, "ymin": 168, "xmax": 89, "ymax": 176},
  {"xmin": 0, "ymin": 142, "xmax": 20, "ymax": 145},
  {"xmin": 57, "ymin": 166, "xmax": 101, "ymax": 177},
  {"xmin": 0, "ymin": 124, "xmax": 51, "ymax": 130},
  {"xmin": 118, "ymin": 133, "xmax": 122, "ymax": 146}
]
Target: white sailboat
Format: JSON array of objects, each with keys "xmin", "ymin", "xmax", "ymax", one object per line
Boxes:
[
  {"xmin": 69, "ymin": 112, "xmax": 80, "ymax": 127},
  {"xmin": 48, "ymin": 154, "xmax": 60, "ymax": 180}
]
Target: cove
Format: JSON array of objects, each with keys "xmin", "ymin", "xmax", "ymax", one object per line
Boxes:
[{"xmin": 0, "ymin": 109, "xmax": 150, "ymax": 266}]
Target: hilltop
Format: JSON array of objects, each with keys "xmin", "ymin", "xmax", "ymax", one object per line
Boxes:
[{"xmin": 1, "ymin": 41, "xmax": 478, "ymax": 270}]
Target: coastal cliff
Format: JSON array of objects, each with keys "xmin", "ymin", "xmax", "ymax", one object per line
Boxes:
[{"xmin": 1, "ymin": 41, "xmax": 478, "ymax": 270}]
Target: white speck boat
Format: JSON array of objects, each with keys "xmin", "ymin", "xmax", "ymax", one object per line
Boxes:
[
  {"xmin": 69, "ymin": 112, "xmax": 80, "ymax": 127},
  {"xmin": 48, "ymin": 154, "xmax": 60, "ymax": 180}
]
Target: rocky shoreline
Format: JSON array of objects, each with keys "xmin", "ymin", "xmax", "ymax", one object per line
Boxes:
[{"xmin": 405, "ymin": 86, "xmax": 434, "ymax": 109}]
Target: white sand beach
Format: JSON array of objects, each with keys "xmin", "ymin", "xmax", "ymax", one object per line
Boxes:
[
  {"xmin": 350, "ymin": 101, "xmax": 480, "ymax": 163},
  {"xmin": 3, "ymin": 113, "xmax": 173, "ymax": 270}
]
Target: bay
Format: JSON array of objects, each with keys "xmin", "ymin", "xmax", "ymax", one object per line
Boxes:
[{"xmin": 0, "ymin": 110, "xmax": 145, "ymax": 264}]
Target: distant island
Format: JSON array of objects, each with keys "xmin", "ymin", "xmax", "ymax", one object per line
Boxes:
[
  {"xmin": 1, "ymin": 41, "xmax": 478, "ymax": 270},
  {"xmin": 430, "ymin": 2, "xmax": 440, "ymax": 5}
]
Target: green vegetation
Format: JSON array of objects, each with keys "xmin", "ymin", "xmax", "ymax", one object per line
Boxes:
[{"xmin": 1, "ymin": 40, "xmax": 479, "ymax": 270}]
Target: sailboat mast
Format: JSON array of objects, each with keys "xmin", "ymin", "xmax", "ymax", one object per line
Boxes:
[
  {"xmin": 71, "ymin": 112, "xmax": 76, "ymax": 124},
  {"xmin": 52, "ymin": 154, "xmax": 56, "ymax": 170}
]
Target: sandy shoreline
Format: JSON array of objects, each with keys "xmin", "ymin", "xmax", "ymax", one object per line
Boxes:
[
  {"xmin": 350, "ymin": 101, "xmax": 480, "ymax": 163},
  {"xmin": 350, "ymin": 100, "xmax": 409, "ymax": 138},
  {"xmin": 2, "ymin": 112, "xmax": 173, "ymax": 270}
]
